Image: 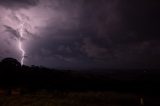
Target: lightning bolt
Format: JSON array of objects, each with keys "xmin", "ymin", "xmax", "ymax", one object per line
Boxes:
[{"xmin": 17, "ymin": 15, "xmax": 26, "ymax": 65}]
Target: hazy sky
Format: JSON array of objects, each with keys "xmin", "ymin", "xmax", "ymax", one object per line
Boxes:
[{"xmin": 0, "ymin": 0, "xmax": 160, "ymax": 69}]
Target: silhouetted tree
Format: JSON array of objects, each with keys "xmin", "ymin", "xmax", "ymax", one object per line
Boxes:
[{"xmin": 1, "ymin": 58, "xmax": 21, "ymax": 72}]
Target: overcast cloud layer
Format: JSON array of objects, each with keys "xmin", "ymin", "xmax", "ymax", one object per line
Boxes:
[{"xmin": 0, "ymin": 0, "xmax": 160, "ymax": 69}]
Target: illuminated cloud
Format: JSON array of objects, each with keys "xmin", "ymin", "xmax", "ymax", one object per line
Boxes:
[{"xmin": 0, "ymin": 0, "xmax": 159, "ymax": 69}]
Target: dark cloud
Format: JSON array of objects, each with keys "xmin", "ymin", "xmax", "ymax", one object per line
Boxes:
[
  {"xmin": 3, "ymin": 25, "xmax": 28, "ymax": 41},
  {"xmin": 119, "ymin": 0, "xmax": 160, "ymax": 42},
  {"xmin": 0, "ymin": 0, "xmax": 39, "ymax": 9},
  {"xmin": 81, "ymin": 0, "xmax": 160, "ymax": 45},
  {"xmin": 3, "ymin": 25, "xmax": 19, "ymax": 39},
  {"xmin": 81, "ymin": 38, "xmax": 110, "ymax": 60},
  {"xmin": 27, "ymin": 0, "xmax": 160, "ymax": 69},
  {"xmin": 0, "ymin": 0, "xmax": 160, "ymax": 69}
]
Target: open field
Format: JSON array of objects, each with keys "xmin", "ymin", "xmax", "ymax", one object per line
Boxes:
[{"xmin": 0, "ymin": 90, "xmax": 158, "ymax": 106}]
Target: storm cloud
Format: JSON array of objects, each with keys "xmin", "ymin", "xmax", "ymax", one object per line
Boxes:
[
  {"xmin": 0, "ymin": 0, "xmax": 160, "ymax": 69},
  {"xmin": 0, "ymin": 0, "xmax": 39, "ymax": 9}
]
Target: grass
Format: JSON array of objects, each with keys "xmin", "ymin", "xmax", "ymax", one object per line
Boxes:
[{"xmin": 0, "ymin": 90, "xmax": 144, "ymax": 106}]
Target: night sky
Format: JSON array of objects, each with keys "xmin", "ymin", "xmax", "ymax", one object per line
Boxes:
[{"xmin": 0, "ymin": 0, "xmax": 160, "ymax": 69}]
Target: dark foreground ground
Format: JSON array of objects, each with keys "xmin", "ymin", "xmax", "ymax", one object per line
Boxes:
[
  {"xmin": 0, "ymin": 90, "xmax": 159, "ymax": 106},
  {"xmin": 0, "ymin": 58, "xmax": 160, "ymax": 105}
]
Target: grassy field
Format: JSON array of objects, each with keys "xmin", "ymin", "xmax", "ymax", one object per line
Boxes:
[{"xmin": 0, "ymin": 90, "xmax": 147, "ymax": 106}]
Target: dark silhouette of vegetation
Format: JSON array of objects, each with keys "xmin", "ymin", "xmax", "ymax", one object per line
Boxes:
[{"xmin": 0, "ymin": 57, "xmax": 160, "ymax": 95}]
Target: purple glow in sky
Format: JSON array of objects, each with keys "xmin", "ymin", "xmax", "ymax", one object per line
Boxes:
[{"xmin": 0, "ymin": 0, "xmax": 160, "ymax": 69}]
